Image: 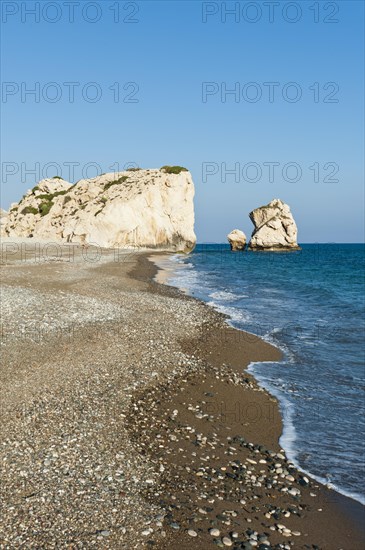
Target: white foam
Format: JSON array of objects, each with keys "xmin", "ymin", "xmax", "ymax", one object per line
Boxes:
[
  {"xmin": 248, "ymin": 362, "xmax": 365, "ymax": 506},
  {"xmin": 206, "ymin": 301, "xmax": 251, "ymax": 323},
  {"xmin": 209, "ymin": 290, "xmax": 248, "ymax": 301}
]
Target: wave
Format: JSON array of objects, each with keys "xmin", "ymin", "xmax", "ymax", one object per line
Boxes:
[
  {"xmin": 206, "ymin": 301, "xmax": 251, "ymax": 323},
  {"xmin": 209, "ymin": 290, "xmax": 249, "ymax": 301},
  {"xmin": 248, "ymin": 362, "xmax": 365, "ymax": 506}
]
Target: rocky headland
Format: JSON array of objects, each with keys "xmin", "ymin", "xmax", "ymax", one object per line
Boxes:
[{"xmin": 1, "ymin": 167, "xmax": 196, "ymax": 252}]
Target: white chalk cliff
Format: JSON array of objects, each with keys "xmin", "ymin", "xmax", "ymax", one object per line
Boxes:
[
  {"xmin": 227, "ymin": 229, "xmax": 247, "ymax": 251},
  {"xmin": 248, "ymin": 199, "xmax": 300, "ymax": 250},
  {"xmin": 2, "ymin": 168, "xmax": 196, "ymax": 252}
]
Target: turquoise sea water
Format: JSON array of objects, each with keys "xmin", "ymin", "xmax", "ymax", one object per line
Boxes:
[{"xmin": 157, "ymin": 244, "xmax": 365, "ymax": 504}]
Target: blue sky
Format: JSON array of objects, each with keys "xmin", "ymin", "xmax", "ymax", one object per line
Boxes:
[{"xmin": 1, "ymin": 0, "xmax": 364, "ymax": 242}]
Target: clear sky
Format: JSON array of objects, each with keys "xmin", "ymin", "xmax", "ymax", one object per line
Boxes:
[{"xmin": 1, "ymin": 0, "xmax": 364, "ymax": 242}]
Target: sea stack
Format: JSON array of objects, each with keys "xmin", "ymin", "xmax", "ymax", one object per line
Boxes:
[
  {"xmin": 248, "ymin": 199, "xmax": 300, "ymax": 251},
  {"xmin": 227, "ymin": 229, "xmax": 247, "ymax": 251},
  {"xmin": 2, "ymin": 167, "xmax": 196, "ymax": 253}
]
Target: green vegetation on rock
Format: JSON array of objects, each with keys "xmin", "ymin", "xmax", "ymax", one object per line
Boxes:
[
  {"xmin": 160, "ymin": 165, "xmax": 188, "ymax": 174},
  {"xmin": 21, "ymin": 206, "xmax": 38, "ymax": 215},
  {"xmin": 37, "ymin": 190, "xmax": 68, "ymax": 202},
  {"xmin": 104, "ymin": 176, "xmax": 128, "ymax": 191},
  {"xmin": 39, "ymin": 201, "xmax": 54, "ymax": 217}
]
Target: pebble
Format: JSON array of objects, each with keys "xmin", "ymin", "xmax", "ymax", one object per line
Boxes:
[
  {"xmin": 222, "ymin": 536, "xmax": 233, "ymax": 547},
  {"xmin": 188, "ymin": 529, "xmax": 197, "ymax": 537},
  {"xmin": 210, "ymin": 528, "xmax": 220, "ymax": 537}
]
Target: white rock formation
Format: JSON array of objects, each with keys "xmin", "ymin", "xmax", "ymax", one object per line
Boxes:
[
  {"xmin": 0, "ymin": 208, "xmax": 9, "ymax": 237},
  {"xmin": 227, "ymin": 229, "xmax": 247, "ymax": 251},
  {"xmin": 248, "ymin": 199, "xmax": 300, "ymax": 250},
  {"xmin": 2, "ymin": 168, "xmax": 196, "ymax": 252}
]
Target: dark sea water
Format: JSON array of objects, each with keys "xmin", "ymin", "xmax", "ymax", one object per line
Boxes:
[{"xmin": 156, "ymin": 244, "xmax": 365, "ymax": 504}]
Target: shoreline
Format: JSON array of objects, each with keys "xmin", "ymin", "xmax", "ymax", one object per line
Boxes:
[
  {"xmin": 138, "ymin": 252, "xmax": 365, "ymax": 548},
  {"xmin": 0, "ymin": 242, "xmax": 364, "ymax": 548},
  {"xmin": 151, "ymin": 250, "xmax": 365, "ymax": 508}
]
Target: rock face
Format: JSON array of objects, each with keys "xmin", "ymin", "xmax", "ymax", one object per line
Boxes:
[
  {"xmin": 0, "ymin": 208, "xmax": 8, "ymax": 235},
  {"xmin": 227, "ymin": 229, "xmax": 247, "ymax": 251},
  {"xmin": 2, "ymin": 168, "xmax": 196, "ymax": 252},
  {"xmin": 248, "ymin": 199, "xmax": 300, "ymax": 251}
]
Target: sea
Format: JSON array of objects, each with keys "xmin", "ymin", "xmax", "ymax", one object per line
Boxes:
[{"xmin": 154, "ymin": 243, "xmax": 365, "ymax": 505}]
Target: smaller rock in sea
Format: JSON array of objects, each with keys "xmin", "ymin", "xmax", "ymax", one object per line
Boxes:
[{"xmin": 227, "ymin": 229, "xmax": 247, "ymax": 251}]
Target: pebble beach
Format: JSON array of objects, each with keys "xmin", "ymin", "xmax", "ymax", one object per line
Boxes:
[{"xmin": 0, "ymin": 240, "xmax": 364, "ymax": 549}]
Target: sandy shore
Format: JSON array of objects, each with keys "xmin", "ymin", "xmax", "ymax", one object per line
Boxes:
[{"xmin": 0, "ymin": 241, "xmax": 364, "ymax": 549}]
